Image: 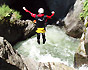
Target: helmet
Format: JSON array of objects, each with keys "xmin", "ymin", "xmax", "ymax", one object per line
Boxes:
[{"xmin": 38, "ymin": 8, "xmax": 44, "ymax": 14}]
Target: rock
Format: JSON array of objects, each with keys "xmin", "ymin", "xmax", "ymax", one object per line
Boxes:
[
  {"xmin": 74, "ymin": 18, "xmax": 88, "ymax": 68},
  {"xmin": 22, "ymin": 57, "xmax": 38, "ymax": 70},
  {"xmin": 23, "ymin": 57, "xmax": 77, "ymax": 70},
  {"xmin": 74, "ymin": 33, "xmax": 88, "ymax": 68},
  {"xmin": 74, "ymin": 33, "xmax": 87, "ymax": 68},
  {"xmin": 64, "ymin": 0, "xmax": 85, "ymax": 38},
  {"xmin": 0, "ymin": 57, "xmax": 21, "ymax": 70},
  {"xmin": 74, "ymin": 53, "xmax": 88, "ymax": 68},
  {"xmin": 0, "ymin": 17, "xmax": 36, "ymax": 45},
  {"xmin": 38, "ymin": 62, "xmax": 77, "ymax": 70},
  {"xmin": 23, "ymin": 20, "xmax": 36, "ymax": 39},
  {"xmin": 84, "ymin": 27, "xmax": 88, "ymax": 55},
  {"xmin": 0, "ymin": 36, "xmax": 28, "ymax": 70}
]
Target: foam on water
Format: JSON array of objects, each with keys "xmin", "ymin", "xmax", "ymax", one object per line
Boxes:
[
  {"xmin": 14, "ymin": 25, "xmax": 79, "ymax": 66},
  {"xmin": 78, "ymin": 65, "xmax": 88, "ymax": 70}
]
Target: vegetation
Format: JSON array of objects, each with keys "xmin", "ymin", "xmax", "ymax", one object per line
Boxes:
[
  {"xmin": 0, "ymin": 4, "xmax": 21, "ymax": 21},
  {"xmin": 80, "ymin": 0, "xmax": 88, "ymax": 20}
]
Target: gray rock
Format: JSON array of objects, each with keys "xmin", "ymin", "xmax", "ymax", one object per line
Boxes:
[
  {"xmin": 0, "ymin": 18, "xmax": 35, "ymax": 45},
  {"xmin": 74, "ymin": 53, "xmax": 88, "ymax": 68},
  {"xmin": 74, "ymin": 32, "xmax": 88, "ymax": 68},
  {"xmin": 0, "ymin": 37, "xmax": 28, "ymax": 70},
  {"xmin": 38, "ymin": 62, "xmax": 77, "ymax": 70},
  {"xmin": 0, "ymin": 37, "xmax": 4, "ymax": 44},
  {"xmin": 74, "ymin": 16, "xmax": 88, "ymax": 68},
  {"xmin": 23, "ymin": 57, "xmax": 77, "ymax": 70},
  {"xmin": 23, "ymin": 20, "xmax": 36, "ymax": 39},
  {"xmin": 64, "ymin": 0, "xmax": 85, "ymax": 38}
]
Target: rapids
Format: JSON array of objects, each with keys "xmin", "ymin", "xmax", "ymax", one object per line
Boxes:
[{"xmin": 14, "ymin": 25, "xmax": 80, "ymax": 67}]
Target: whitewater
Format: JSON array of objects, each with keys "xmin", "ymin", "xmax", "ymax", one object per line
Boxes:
[{"xmin": 14, "ymin": 25, "xmax": 88, "ymax": 69}]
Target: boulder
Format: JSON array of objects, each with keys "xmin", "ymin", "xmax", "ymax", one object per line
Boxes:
[
  {"xmin": 0, "ymin": 57, "xmax": 21, "ymax": 70},
  {"xmin": 74, "ymin": 33, "xmax": 87, "ymax": 68},
  {"xmin": 38, "ymin": 62, "xmax": 77, "ymax": 70},
  {"xmin": 0, "ymin": 15, "xmax": 36, "ymax": 45},
  {"xmin": 0, "ymin": 37, "xmax": 28, "ymax": 70},
  {"xmin": 84, "ymin": 27, "xmax": 88, "ymax": 55},
  {"xmin": 23, "ymin": 57, "xmax": 77, "ymax": 70},
  {"xmin": 23, "ymin": 20, "xmax": 36, "ymax": 39},
  {"xmin": 74, "ymin": 21, "xmax": 88, "ymax": 67},
  {"xmin": 64, "ymin": 0, "xmax": 85, "ymax": 38},
  {"xmin": 74, "ymin": 53, "xmax": 88, "ymax": 68}
]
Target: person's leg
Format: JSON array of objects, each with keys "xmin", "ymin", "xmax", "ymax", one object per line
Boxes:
[
  {"xmin": 42, "ymin": 33, "xmax": 46, "ymax": 44},
  {"xmin": 37, "ymin": 33, "xmax": 40, "ymax": 44}
]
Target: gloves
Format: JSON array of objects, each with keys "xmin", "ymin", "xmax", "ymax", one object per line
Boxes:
[
  {"xmin": 51, "ymin": 11, "xmax": 55, "ymax": 14},
  {"xmin": 23, "ymin": 7, "xmax": 26, "ymax": 10}
]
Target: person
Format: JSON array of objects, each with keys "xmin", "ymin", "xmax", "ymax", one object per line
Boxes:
[{"xmin": 23, "ymin": 7, "xmax": 55, "ymax": 44}]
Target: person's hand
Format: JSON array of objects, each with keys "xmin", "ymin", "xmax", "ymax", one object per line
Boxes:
[
  {"xmin": 51, "ymin": 11, "xmax": 55, "ymax": 14},
  {"xmin": 23, "ymin": 7, "xmax": 26, "ymax": 10}
]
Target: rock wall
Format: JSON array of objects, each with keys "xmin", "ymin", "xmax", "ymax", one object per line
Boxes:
[
  {"xmin": 0, "ymin": 14, "xmax": 36, "ymax": 45},
  {"xmin": 0, "ymin": 37, "xmax": 28, "ymax": 70},
  {"xmin": 0, "ymin": 57, "xmax": 21, "ymax": 70},
  {"xmin": 74, "ymin": 17, "xmax": 88, "ymax": 68},
  {"xmin": 64, "ymin": 0, "xmax": 85, "ymax": 38}
]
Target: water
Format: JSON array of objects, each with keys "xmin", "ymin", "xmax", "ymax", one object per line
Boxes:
[{"xmin": 14, "ymin": 25, "xmax": 80, "ymax": 67}]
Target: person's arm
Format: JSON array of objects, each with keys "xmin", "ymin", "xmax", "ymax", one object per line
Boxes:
[
  {"xmin": 46, "ymin": 11, "xmax": 55, "ymax": 19},
  {"xmin": 23, "ymin": 7, "xmax": 36, "ymax": 18}
]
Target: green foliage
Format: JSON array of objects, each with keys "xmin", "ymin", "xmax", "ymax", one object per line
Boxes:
[
  {"xmin": 0, "ymin": 4, "xmax": 21, "ymax": 21},
  {"xmin": 80, "ymin": 0, "xmax": 88, "ymax": 20}
]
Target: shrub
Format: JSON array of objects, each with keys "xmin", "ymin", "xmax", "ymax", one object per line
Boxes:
[
  {"xmin": 80, "ymin": 0, "xmax": 88, "ymax": 20},
  {"xmin": 0, "ymin": 4, "xmax": 21, "ymax": 21}
]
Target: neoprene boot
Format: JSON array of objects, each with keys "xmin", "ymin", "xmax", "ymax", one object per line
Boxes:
[
  {"xmin": 43, "ymin": 39, "xmax": 46, "ymax": 44},
  {"xmin": 37, "ymin": 39, "xmax": 40, "ymax": 44}
]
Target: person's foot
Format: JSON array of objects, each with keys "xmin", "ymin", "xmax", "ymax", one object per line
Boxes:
[
  {"xmin": 43, "ymin": 39, "xmax": 46, "ymax": 44},
  {"xmin": 37, "ymin": 39, "xmax": 40, "ymax": 44}
]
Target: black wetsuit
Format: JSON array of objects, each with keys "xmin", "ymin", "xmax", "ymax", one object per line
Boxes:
[{"xmin": 35, "ymin": 15, "xmax": 47, "ymax": 44}]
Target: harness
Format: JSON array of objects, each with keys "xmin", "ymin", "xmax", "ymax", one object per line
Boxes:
[
  {"xmin": 35, "ymin": 15, "xmax": 47, "ymax": 33},
  {"xmin": 35, "ymin": 15, "xmax": 47, "ymax": 28}
]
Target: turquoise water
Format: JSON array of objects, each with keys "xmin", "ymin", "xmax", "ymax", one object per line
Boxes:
[{"xmin": 14, "ymin": 25, "xmax": 80, "ymax": 66}]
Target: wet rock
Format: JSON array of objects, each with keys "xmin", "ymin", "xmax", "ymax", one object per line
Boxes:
[
  {"xmin": 74, "ymin": 33, "xmax": 87, "ymax": 68},
  {"xmin": 0, "ymin": 16, "xmax": 36, "ymax": 45},
  {"xmin": 23, "ymin": 20, "xmax": 36, "ymax": 39},
  {"xmin": 84, "ymin": 27, "xmax": 88, "ymax": 55},
  {"xmin": 74, "ymin": 53, "xmax": 88, "ymax": 68},
  {"xmin": 45, "ymin": 0, "xmax": 76, "ymax": 19},
  {"xmin": 74, "ymin": 17, "xmax": 88, "ymax": 68},
  {"xmin": 23, "ymin": 57, "xmax": 77, "ymax": 70},
  {"xmin": 0, "ymin": 57, "xmax": 21, "ymax": 70},
  {"xmin": 38, "ymin": 62, "xmax": 76, "ymax": 70},
  {"xmin": 22, "ymin": 57, "xmax": 38, "ymax": 70},
  {"xmin": 0, "ymin": 37, "xmax": 28, "ymax": 70},
  {"xmin": 64, "ymin": 0, "xmax": 85, "ymax": 38}
]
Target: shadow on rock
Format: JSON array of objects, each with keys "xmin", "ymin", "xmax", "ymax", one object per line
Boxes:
[{"xmin": 0, "ymin": 57, "xmax": 21, "ymax": 70}]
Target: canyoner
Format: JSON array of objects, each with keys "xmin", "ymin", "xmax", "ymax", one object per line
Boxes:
[{"xmin": 23, "ymin": 7, "xmax": 55, "ymax": 44}]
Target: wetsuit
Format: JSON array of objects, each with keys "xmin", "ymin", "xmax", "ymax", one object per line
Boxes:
[{"xmin": 24, "ymin": 9, "xmax": 54, "ymax": 44}]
